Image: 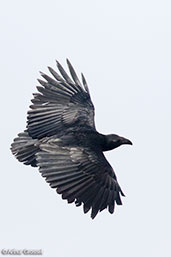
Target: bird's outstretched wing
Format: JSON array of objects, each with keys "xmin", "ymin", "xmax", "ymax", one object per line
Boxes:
[
  {"xmin": 36, "ymin": 138, "xmax": 125, "ymax": 219},
  {"xmin": 27, "ymin": 59, "xmax": 95, "ymax": 139}
]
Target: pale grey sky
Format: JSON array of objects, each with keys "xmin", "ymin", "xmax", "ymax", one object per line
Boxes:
[{"xmin": 0, "ymin": 0, "xmax": 171, "ymax": 256}]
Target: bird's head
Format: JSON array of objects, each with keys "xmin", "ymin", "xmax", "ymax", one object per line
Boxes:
[{"xmin": 103, "ymin": 134, "xmax": 133, "ymax": 151}]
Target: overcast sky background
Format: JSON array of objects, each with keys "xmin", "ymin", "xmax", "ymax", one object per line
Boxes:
[{"xmin": 0, "ymin": 0, "xmax": 171, "ymax": 256}]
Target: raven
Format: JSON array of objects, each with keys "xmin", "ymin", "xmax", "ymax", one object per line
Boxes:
[{"xmin": 11, "ymin": 60, "xmax": 132, "ymax": 219}]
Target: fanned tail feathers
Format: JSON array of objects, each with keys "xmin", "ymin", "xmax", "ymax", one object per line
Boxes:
[{"xmin": 11, "ymin": 131, "xmax": 39, "ymax": 167}]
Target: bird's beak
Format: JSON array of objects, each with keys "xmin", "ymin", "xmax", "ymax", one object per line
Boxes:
[{"xmin": 121, "ymin": 137, "xmax": 133, "ymax": 145}]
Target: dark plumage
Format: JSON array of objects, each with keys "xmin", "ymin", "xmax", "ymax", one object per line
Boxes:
[{"xmin": 11, "ymin": 59, "xmax": 132, "ymax": 219}]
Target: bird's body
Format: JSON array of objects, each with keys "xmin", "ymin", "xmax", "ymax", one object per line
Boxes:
[{"xmin": 11, "ymin": 60, "xmax": 132, "ymax": 218}]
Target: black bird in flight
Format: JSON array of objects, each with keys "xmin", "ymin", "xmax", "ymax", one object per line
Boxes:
[{"xmin": 11, "ymin": 60, "xmax": 132, "ymax": 219}]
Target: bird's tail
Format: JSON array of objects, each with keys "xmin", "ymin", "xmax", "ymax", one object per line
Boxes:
[{"xmin": 10, "ymin": 131, "xmax": 39, "ymax": 167}]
